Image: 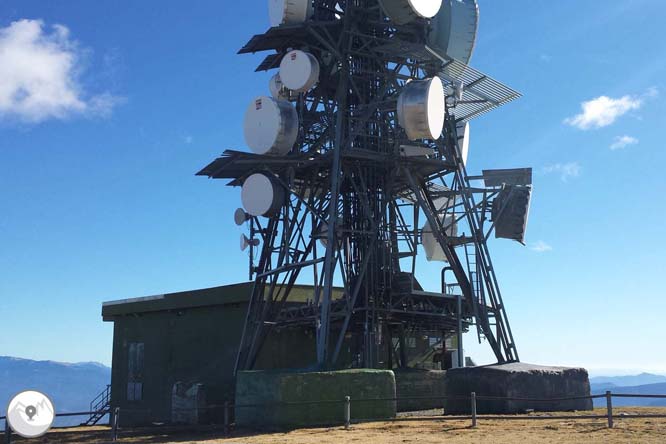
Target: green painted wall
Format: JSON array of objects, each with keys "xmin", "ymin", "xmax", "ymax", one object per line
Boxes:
[
  {"xmin": 236, "ymin": 369, "xmax": 396, "ymax": 428},
  {"xmin": 109, "ymin": 300, "xmax": 322, "ymax": 426},
  {"xmin": 110, "ymin": 302, "xmax": 247, "ymax": 425},
  {"xmin": 394, "ymin": 369, "xmax": 446, "ymax": 411}
]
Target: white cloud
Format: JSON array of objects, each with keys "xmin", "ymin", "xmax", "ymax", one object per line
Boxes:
[
  {"xmin": 610, "ymin": 135, "xmax": 638, "ymax": 151},
  {"xmin": 0, "ymin": 19, "xmax": 122, "ymax": 123},
  {"xmin": 564, "ymin": 95, "xmax": 642, "ymax": 130},
  {"xmin": 530, "ymin": 241, "xmax": 552, "ymax": 253},
  {"xmin": 645, "ymin": 86, "xmax": 659, "ymax": 99},
  {"xmin": 542, "ymin": 162, "xmax": 581, "ymax": 182}
]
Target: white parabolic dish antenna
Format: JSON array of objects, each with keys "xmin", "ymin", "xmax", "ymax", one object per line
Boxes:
[
  {"xmin": 269, "ymin": 73, "xmax": 290, "ymax": 100},
  {"xmin": 243, "ymin": 96, "xmax": 299, "ymax": 155},
  {"xmin": 458, "ymin": 121, "xmax": 470, "ymax": 166},
  {"xmin": 234, "ymin": 208, "xmax": 249, "ymax": 226},
  {"xmin": 241, "ymin": 234, "xmax": 260, "ymax": 251},
  {"xmin": 241, "ymin": 173, "xmax": 285, "ymax": 217},
  {"xmin": 268, "ymin": 0, "xmax": 313, "ymax": 27},
  {"xmin": 397, "ymin": 77, "xmax": 445, "ymax": 140},
  {"xmin": 428, "ymin": 0, "xmax": 479, "ymax": 65},
  {"xmin": 379, "ymin": 0, "xmax": 443, "ymax": 25},
  {"xmin": 279, "ymin": 50, "xmax": 321, "ymax": 93},
  {"xmin": 422, "ymin": 216, "xmax": 458, "ymax": 262}
]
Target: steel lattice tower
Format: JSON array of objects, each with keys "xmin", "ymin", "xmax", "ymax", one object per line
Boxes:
[{"xmin": 199, "ymin": 0, "xmax": 531, "ymax": 373}]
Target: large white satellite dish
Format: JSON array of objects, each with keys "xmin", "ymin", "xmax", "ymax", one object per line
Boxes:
[
  {"xmin": 457, "ymin": 121, "xmax": 470, "ymax": 166},
  {"xmin": 243, "ymin": 96, "xmax": 299, "ymax": 155},
  {"xmin": 379, "ymin": 0, "xmax": 443, "ymax": 25},
  {"xmin": 428, "ymin": 0, "xmax": 479, "ymax": 66},
  {"xmin": 241, "ymin": 173, "xmax": 286, "ymax": 217},
  {"xmin": 279, "ymin": 50, "xmax": 320, "ymax": 93},
  {"xmin": 268, "ymin": 0, "xmax": 314, "ymax": 27},
  {"xmin": 397, "ymin": 77, "xmax": 445, "ymax": 141},
  {"xmin": 422, "ymin": 216, "xmax": 458, "ymax": 262}
]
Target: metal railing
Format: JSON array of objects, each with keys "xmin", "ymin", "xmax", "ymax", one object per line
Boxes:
[
  {"xmin": 1, "ymin": 391, "xmax": 665, "ymax": 442},
  {"xmin": 1, "ymin": 408, "xmax": 118, "ymax": 443}
]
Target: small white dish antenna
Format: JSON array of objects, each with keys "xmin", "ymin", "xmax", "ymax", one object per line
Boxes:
[
  {"xmin": 315, "ymin": 218, "xmax": 343, "ymax": 248},
  {"xmin": 315, "ymin": 222, "xmax": 328, "ymax": 247},
  {"xmin": 243, "ymin": 96, "xmax": 299, "ymax": 155},
  {"xmin": 234, "ymin": 208, "xmax": 250, "ymax": 226},
  {"xmin": 268, "ymin": 0, "xmax": 314, "ymax": 27},
  {"xmin": 422, "ymin": 216, "xmax": 458, "ymax": 262},
  {"xmin": 379, "ymin": 0, "xmax": 442, "ymax": 25},
  {"xmin": 397, "ymin": 77, "xmax": 445, "ymax": 141},
  {"xmin": 241, "ymin": 173, "xmax": 286, "ymax": 217},
  {"xmin": 457, "ymin": 122, "xmax": 470, "ymax": 166},
  {"xmin": 428, "ymin": 0, "xmax": 479, "ymax": 66},
  {"xmin": 241, "ymin": 234, "xmax": 261, "ymax": 251},
  {"xmin": 269, "ymin": 73, "xmax": 291, "ymax": 101},
  {"xmin": 279, "ymin": 50, "xmax": 320, "ymax": 93}
]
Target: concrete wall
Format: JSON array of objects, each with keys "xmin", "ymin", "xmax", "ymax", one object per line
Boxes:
[
  {"xmin": 394, "ymin": 369, "xmax": 446, "ymax": 412},
  {"xmin": 444, "ymin": 363, "xmax": 593, "ymax": 414},
  {"xmin": 236, "ymin": 369, "xmax": 396, "ymax": 428}
]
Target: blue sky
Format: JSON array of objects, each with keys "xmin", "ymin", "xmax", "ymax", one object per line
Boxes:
[{"xmin": 0, "ymin": 0, "xmax": 664, "ymax": 376}]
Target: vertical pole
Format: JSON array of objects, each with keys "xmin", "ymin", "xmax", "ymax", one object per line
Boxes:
[
  {"xmin": 397, "ymin": 324, "xmax": 407, "ymax": 368},
  {"xmin": 248, "ymin": 219, "xmax": 254, "ymax": 281},
  {"xmin": 457, "ymin": 294, "xmax": 464, "ymax": 368},
  {"xmin": 441, "ymin": 267, "xmax": 447, "ymax": 294},
  {"xmin": 4, "ymin": 419, "xmax": 11, "ymax": 444},
  {"xmin": 471, "ymin": 392, "xmax": 477, "ymax": 428},
  {"xmin": 344, "ymin": 396, "xmax": 351, "ymax": 429},
  {"xmin": 317, "ymin": 6, "xmax": 353, "ymax": 369},
  {"xmin": 606, "ymin": 391, "xmax": 613, "ymax": 428},
  {"xmin": 107, "ymin": 385, "xmax": 113, "ymax": 426},
  {"xmin": 224, "ymin": 401, "xmax": 230, "ymax": 434},
  {"xmin": 385, "ymin": 325, "xmax": 393, "ymax": 369},
  {"xmin": 111, "ymin": 407, "xmax": 119, "ymax": 441}
]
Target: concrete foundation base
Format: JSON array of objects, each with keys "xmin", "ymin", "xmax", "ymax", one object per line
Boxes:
[
  {"xmin": 235, "ymin": 369, "xmax": 396, "ymax": 428},
  {"xmin": 445, "ymin": 363, "xmax": 593, "ymax": 414},
  {"xmin": 394, "ymin": 369, "xmax": 446, "ymax": 412}
]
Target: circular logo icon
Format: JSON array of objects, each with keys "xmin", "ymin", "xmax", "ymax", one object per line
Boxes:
[{"xmin": 6, "ymin": 390, "xmax": 55, "ymax": 438}]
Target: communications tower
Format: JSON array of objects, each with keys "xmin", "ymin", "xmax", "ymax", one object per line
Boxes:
[{"xmin": 199, "ymin": 0, "xmax": 533, "ymax": 373}]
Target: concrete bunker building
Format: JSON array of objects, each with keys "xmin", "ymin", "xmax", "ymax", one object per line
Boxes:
[{"xmin": 103, "ymin": 283, "xmax": 461, "ymax": 425}]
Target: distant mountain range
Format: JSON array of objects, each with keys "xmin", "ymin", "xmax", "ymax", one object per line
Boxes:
[
  {"xmin": 590, "ymin": 373, "xmax": 666, "ymax": 388},
  {"xmin": 0, "ymin": 356, "xmax": 110, "ymax": 427},
  {"xmin": 590, "ymin": 373, "xmax": 666, "ymax": 408}
]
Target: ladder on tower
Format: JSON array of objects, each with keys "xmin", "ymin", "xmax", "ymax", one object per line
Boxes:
[
  {"xmin": 462, "ymin": 241, "xmax": 483, "ymax": 344},
  {"xmin": 450, "ymin": 117, "xmax": 519, "ymax": 363}
]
